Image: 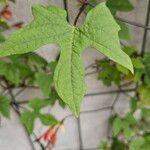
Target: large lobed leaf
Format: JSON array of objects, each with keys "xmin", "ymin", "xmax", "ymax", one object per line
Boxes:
[{"xmin": 0, "ymin": 3, "xmax": 133, "ymax": 116}]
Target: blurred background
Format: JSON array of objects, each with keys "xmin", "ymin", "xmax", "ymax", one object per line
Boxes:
[{"xmin": 0, "ymin": 0, "xmax": 149, "ymax": 150}]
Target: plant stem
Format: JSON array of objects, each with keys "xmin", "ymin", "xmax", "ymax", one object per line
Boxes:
[
  {"xmin": 8, "ymin": 89, "xmax": 35, "ymax": 150},
  {"xmin": 74, "ymin": 1, "xmax": 88, "ymax": 26},
  {"xmin": 77, "ymin": 117, "xmax": 84, "ymax": 150},
  {"xmin": 63, "ymin": 0, "xmax": 69, "ymax": 22}
]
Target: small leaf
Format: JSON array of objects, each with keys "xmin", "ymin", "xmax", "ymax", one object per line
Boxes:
[
  {"xmin": 48, "ymin": 61, "xmax": 57, "ymax": 74},
  {"xmin": 123, "ymin": 47, "xmax": 136, "ymax": 56},
  {"xmin": 20, "ymin": 111, "xmax": 36, "ymax": 134},
  {"xmin": 35, "ymin": 72, "xmax": 53, "ymax": 97},
  {"xmin": 106, "ymin": 0, "xmax": 134, "ymax": 12},
  {"xmin": 116, "ymin": 64, "xmax": 129, "ymax": 75},
  {"xmin": 98, "ymin": 62, "xmax": 121, "ymax": 86},
  {"xmin": 0, "ymin": 19, "xmax": 10, "ymax": 31},
  {"xmin": 130, "ymin": 97, "xmax": 137, "ymax": 112},
  {"xmin": 0, "ymin": 32, "xmax": 5, "ymax": 43},
  {"xmin": 142, "ymin": 108, "xmax": 150, "ymax": 119},
  {"xmin": 28, "ymin": 53, "xmax": 47, "ymax": 68},
  {"xmin": 0, "ymin": 95, "xmax": 10, "ymax": 118},
  {"xmin": 117, "ymin": 20, "xmax": 130, "ymax": 40},
  {"xmin": 39, "ymin": 114, "xmax": 59, "ymax": 126},
  {"xmin": 112, "ymin": 117, "xmax": 122, "ymax": 136},
  {"xmin": 132, "ymin": 57, "xmax": 144, "ymax": 69},
  {"xmin": 29, "ymin": 99, "xmax": 51, "ymax": 110},
  {"xmin": 129, "ymin": 135, "xmax": 150, "ymax": 150},
  {"xmin": 138, "ymin": 85, "xmax": 150, "ymax": 107},
  {"xmin": 111, "ymin": 138, "xmax": 126, "ymax": 150}
]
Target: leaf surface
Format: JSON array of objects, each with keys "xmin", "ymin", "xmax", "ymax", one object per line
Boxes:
[
  {"xmin": 0, "ymin": 95, "xmax": 10, "ymax": 118},
  {"xmin": 0, "ymin": 3, "xmax": 133, "ymax": 116}
]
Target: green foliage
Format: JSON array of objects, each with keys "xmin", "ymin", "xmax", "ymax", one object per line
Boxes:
[
  {"xmin": 112, "ymin": 113, "xmax": 137, "ymax": 138},
  {"xmin": 21, "ymin": 98, "xmax": 59, "ymax": 134},
  {"xmin": 98, "ymin": 60, "xmax": 121, "ymax": 86},
  {"xmin": 111, "ymin": 138, "xmax": 126, "ymax": 150},
  {"xmin": 21, "ymin": 111, "xmax": 36, "ymax": 134},
  {"xmin": 39, "ymin": 114, "xmax": 58, "ymax": 126},
  {"xmin": 106, "ymin": 0, "xmax": 134, "ymax": 13},
  {"xmin": 138, "ymin": 85, "xmax": 150, "ymax": 108},
  {"xmin": 142, "ymin": 53, "xmax": 150, "ymax": 85},
  {"xmin": 0, "ymin": 32, "xmax": 5, "ymax": 43},
  {"xmin": 99, "ymin": 141, "xmax": 110, "ymax": 150},
  {"xmin": 129, "ymin": 135, "xmax": 150, "ymax": 150},
  {"xmin": 130, "ymin": 97, "xmax": 137, "ymax": 113},
  {"xmin": 35, "ymin": 72, "xmax": 53, "ymax": 97},
  {"xmin": 0, "ymin": 95, "xmax": 10, "ymax": 118},
  {"xmin": 0, "ymin": 19, "xmax": 10, "ymax": 31},
  {"xmin": 117, "ymin": 20, "xmax": 130, "ymax": 40},
  {"xmin": 0, "ymin": 61, "xmax": 20, "ymax": 85},
  {"xmin": 0, "ymin": 3, "xmax": 133, "ymax": 116}
]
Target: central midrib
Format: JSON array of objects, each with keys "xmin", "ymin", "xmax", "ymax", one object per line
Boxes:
[{"xmin": 69, "ymin": 27, "xmax": 78, "ymax": 112}]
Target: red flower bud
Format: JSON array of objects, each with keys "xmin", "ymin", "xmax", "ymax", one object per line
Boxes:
[
  {"xmin": 1, "ymin": 5, "xmax": 12, "ymax": 20},
  {"xmin": 12, "ymin": 22, "xmax": 24, "ymax": 28}
]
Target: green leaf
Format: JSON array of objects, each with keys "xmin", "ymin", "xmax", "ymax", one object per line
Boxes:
[
  {"xmin": 138, "ymin": 85, "xmax": 150, "ymax": 107},
  {"xmin": 112, "ymin": 113, "xmax": 136, "ymax": 138},
  {"xmin": 143, "ymin": 53, "xmax": 150, "ymax": 85},
  {"xmin": 0, "ymin": 95, "xmax": 10, "ymax": 118},
  {"xmin": 98, "ymin": 61, "xmax": 121, "ymax": 86},
  {"xmin": 142, "ymin": 108, "xmax": 150, "ymax": 119},
  {"xmin": 106, "ymin": 0, "xmax": 134, "ymax": 12},
  {"xmin": 132, "ymin": 57, "xmax": 144, "ymax": 69},
  {"xmin": 129, "ymin": 135, "xmax": 150, "ymax": 150},
  {"xmin": 0, "ymin": 19, "xmax": 10, "ymax": 31},
  {"xmin": 116, "ymin": 64, "xmax": 129, "ymax": 75},
  {"xmin": 20, "ymin": 111, "xmax": 36, "ymax": 134},
  {"xmin": 112, "ymin": 117, "xmax": 122, "ymax": 136},
  {"xmin": 39, "ymin": 114, "xmax": 59, "ymax": 126},
  {"xmin": 0, "ymin": 3, "xmax": 133, "ymax": 116},
  {"xmin": 28, "ymin": 99, "xmax": 51, "ymax": 110},
  {"xmin": 0, "ymin": 32, "xmax": 5, "ymax": 43},
  {"xmin": 35, "ymin": 72, "xmax": 53, "ymax": 97},
  {"xmin": 48, "ymin": 61, "xmax": 57, "ymax": 74},
  {"xmin": 111, "ymin": 138, "xmax": 126, "ymax": 150},
  {"xmin": 130, "ymin": 97, "xmax": 137, "ymax": 112},
  {"xmin": 28, "ymin": 53, "xmax": 48, "ymax": 68},
  {"xmin": 117, "ymin": 20, "xmax": 130, "ymax": 40},
  {"xmin": 129, "ymin": 137, "xmax": 144, "ymax": 150},
  {"xmin": 0, "ymin": 61, "xmax": 20, "ymax": 85},
  {"xmin": 123, "ymin": 47, "xmax": 136, "ymax": 56},
  {"xmin": 99, "ymin": 141, "xmax": 110, "ymax": 150}
]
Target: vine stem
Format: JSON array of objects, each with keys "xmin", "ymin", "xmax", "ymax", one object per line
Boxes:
[
  {"xmin": 63, "ymin": 0, "xmax": 69, "ymax": 22},
  {"xmin": 77, "ymin": 117, "xmax": 84, "ymax": 150},
  {"xmin": 74, "ymin": 0, "xmax": 89, "ymax": 26},
  {"xmin": 7, "ymin": 90, "xmax": 36, "ymax": 150}
]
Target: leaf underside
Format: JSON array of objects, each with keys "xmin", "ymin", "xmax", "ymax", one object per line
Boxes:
[{"xmin": 0, "ymin": 3, "xmax": 133, "ymax": 116}]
